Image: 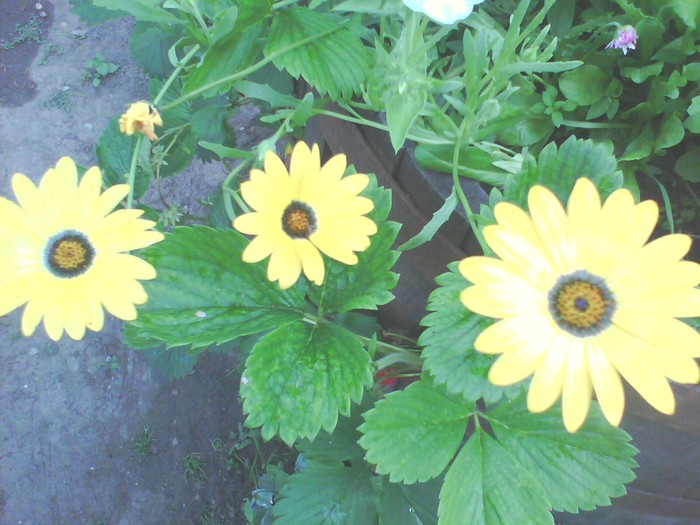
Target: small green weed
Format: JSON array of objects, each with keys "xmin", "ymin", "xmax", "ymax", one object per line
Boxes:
[
  {"xmin": 39, "ymin": 43, "xmax": 64, "ymax": 66},
  {"xmin": 0, "ymin": 14, "xmax": 43, "ymax": 50},
  {"xmin": 199, "ymin": 507, "xmax": 224, "ymax": 525},
  {"xmin": 83, "ymin": 54, "xmax": 119, "ymax": 87},
  {"xmin": 133, "ymin": 425, "xmax": 155, "ymax": 461},
  {"xmin": 184, "ymin": 452, "xmax": 208, "ymax": 484},
  {"xmin": 43, "ymin": 88, "xmax": 73, "ymax": 113}
]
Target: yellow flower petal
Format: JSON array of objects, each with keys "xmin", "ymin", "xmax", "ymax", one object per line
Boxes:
[
  {"xmin": 526, "ymin": 332, "xmax": 570, "ymax": 413},
  {"xmin": 475, "ymin": 314, "xmax": 556, "ymax": 355},
  {"xmin": 561, "ymin": 341, "xmax": 593, "ymax": 433},
  {"xmin": 487, "ymin": 343, "xmax": 548, "ymax": 385},
  {"xmin": 528, "ymin": 185, "xmax": 576, "ymax": 273},
  {"xmin": 296, "ymin": 238, "xmax": 325, "ymax": 286},
  {"xmin": 586, "ymin": 340, "xmax": 625, "ymax": 427}
]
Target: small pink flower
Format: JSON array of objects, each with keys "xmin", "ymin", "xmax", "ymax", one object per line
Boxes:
[{"xmin": 605, "ymin": 25, "xmax": 638, "ymax": 55}]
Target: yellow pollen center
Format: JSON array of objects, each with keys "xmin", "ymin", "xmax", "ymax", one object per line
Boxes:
[
  {"xmin": 555, "ymin": 281, "xmax": 608, "ymax": 329},
  {"xmin": 52, "ymin": 240, "xmax": 88, "ymax": 269},
  {"xmin": 286, "ymin": 210, "xmax": 311, "ymax": 236}
]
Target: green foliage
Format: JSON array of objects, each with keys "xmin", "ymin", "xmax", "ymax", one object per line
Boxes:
[
  {"xmin": 265, "ymin": 8, "xmax": 371, "ymax": 100},
  {"xmin": 83, "ymin": 54, "xmax": 119, "ymax": 87},
  {"xmin": 125, "ymin": 227, "xmax": 306, "ymax": 350},
  {"xmin": 139, "ymin": 344, "xmax": 198, "ymax": 383},
  {"xmin": 69, "ymin": 0, "xmax": 126, "ymax": 24},
  {"xmin": 359, "ymin": 380, "xmax": 639, "ymax": 525},
  {"xmin": 420, "ymin": 265, "xmax": 523, "ymax": 404},
  {"xmin": 93, "ymin": 0, "xmax": 183, "ymax": 25},
  {"xmin": 504, "ymin": 137, "xmax": 623, "ymax": 209},
  {"xmin": 358, "ymin": 381, "xmax": 471, "ymax": 484},
  {"xmin": 96, "ymin": 118, "xmax": 151, "ymax": 198},
  {"xmin": 130, "ymin": 22, "xmax": 178, "ymax": 78},
  {"xmin": 241, "ymin": 321, "xmax": 373, "ymax": 445}
]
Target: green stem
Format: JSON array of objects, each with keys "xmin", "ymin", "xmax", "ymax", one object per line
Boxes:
[
  {"xmin": 153, "ymin": 44, "xmax": 201, "ymax": 107},
  {"xmin": 559, "ymin": 119, "xmax": 631, "ymax": 130},
  {"xmin": 314, "ymin": 109, "xmax": 452, "ymax": 146},
  {"xmin": 272, "ymin": 0, "xmax": 298, "ymax": 9},
  {"xmin": 161, "ymin": 25, "xmax": 343, "ymax": 111},
  {"xmin": 126, "ymin": 135, "xmax": 144, "ymax": 210}
]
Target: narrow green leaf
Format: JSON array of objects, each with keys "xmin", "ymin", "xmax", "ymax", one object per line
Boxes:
[
  {"xmin": 420, "ymin": 265, "xmax": 522, "ymax": 404},
  {"xmin": 274, "ymin": 461, "xmax": 378, "ymax": 525},
  {"xmin": 358, "ymin": 381, "xmax": 470, "ymax": 484},
  {"xmin": 399, "ymin": 187, "xmax": 457, "ymax": 251},
  {"xmin": 198, "ymin": 141, "xmax": 254, "ymax": 160},
  {"xmin": 414, "ymin": 145, "xmax": 506, "ymax": 186},
  {"xmin": 488, "ymin": 397, "xmax": 638, "ymax": 513},
  {"xmin": 265, "ymin": 8, "xmax": 370, "ymax": 100},
  {"xmin": 242, "ymin": 321, "xmax": 373, "ymax": 445},
  {"xmin": 438, "ymin": 430, "xmax": 554, "ymax": 525},
  {"xmin": 125, "ymin": 226, "xmax": 305, "ymax": 349},
  {"xmin": 386, "ymin": 87, "xmax": 426, "ymax": 152}
]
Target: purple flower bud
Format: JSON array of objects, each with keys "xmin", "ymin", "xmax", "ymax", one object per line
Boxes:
[{"xmin": 605, "ymin": 25, "xmax": 638, "ymax": 55}]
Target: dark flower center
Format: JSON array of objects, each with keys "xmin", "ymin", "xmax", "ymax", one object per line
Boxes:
[
  {"xmin": 548, "ymin": 270, "xmax": 616, "ymax": 337},
  {"xmin": 45, "ymin": 231, "xmax": 95, "ymax": 278},
  {"xmin": 282, "ymin": 201, "xmax": 317, "ymax": 238}
]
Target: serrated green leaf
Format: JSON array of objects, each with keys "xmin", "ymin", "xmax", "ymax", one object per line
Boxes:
[
  {"xmin": 358, "ymin": 381, "xmax": 470, "ymax": 484},
  {"xmin": 96, "ymin": 118, "xmax": 151, "ymax": 198},
  {"xmin": 488, "ymin": 397, "xmax": 638, "ymax": 513},
  {"xmin": 504, "ymin": 136, "xmax": 622, "ymax": 209},
  {"xmin": 242, "ymin": 321, "xmax": 373, "ymax": 445},
  {"xmin": 309, "ymin": 181, "xmax": 399, "ymax": 314},
  {"xmin": 125, "ymin": 226, "xmax": 305, "ymax": 349},
  {"xmin": 139, "ymin": 344, "xmax": 197, "ymax": 383},
  {"xmin": 420, "ymin": 264, "xmax": 522, "ymax": 403},
  {"xmin": 69, "ymin": 0, "xmax": 126, "ymax": 24},
  {"xmin": 380, "ymin": 476, "xmax": 441, "ymax": 525},
  {"xmin": 297, "ymin": 398, "xmax": 371, "ymax": 462},
  {"xmin": 130, "ymin": 22, "xmax": 177, "ymax": 78},
  {"xmin": 265, "ymin": 8, "xmax": 370, "ymax": 100},
  {"xmin": 438, "ymin": 430, "xmax": 554, "ymax": 525},
  {"xmin": 184, "ymin": 21, "xmax": 266, "ymax": 97},
  {"xmin": 274, "ymin": 461, "xmax": 378, "ymax": 525}
]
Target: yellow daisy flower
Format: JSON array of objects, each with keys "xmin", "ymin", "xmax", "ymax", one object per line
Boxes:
[
  {"xmin": 459, "ymin": 177, "xmax": 700, "ymax": 432},
  {"xmin": 118, "ymin": 101, "xmax": 163, "ymax": 141},
  {"xmin": 0, "ymin": 157, "xmax": 164, "ymax": 341},
  {"xmin": 233, "ymin": 142, "xmax": 378, "ymax": 289}
]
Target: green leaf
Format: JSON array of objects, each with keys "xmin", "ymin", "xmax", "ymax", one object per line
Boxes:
[
  {"xmin": 130, "ymin": 22, "xmax": 177, "ymax": 78},
  {"xmin": 438, "ymin": 430, "xmax": 554, "ymax": 525},
  {"xmin": 69, "ymin": 0, "xmax": 125, "ymax": 23},
  {"xmin": 656, "ymin": 115, "xmax": 685, "ymax": 150},
  {"xmin": 96, "ymin": 118, "xmax": 151, "ymax": 198},
  {"xmin": 620, "ymin": 122, "xmax": 654, "ymax": 161},
  {"xmin": 242, "ymin": 321, "xmax": 373, "ymax": 445},
  {"xmin": 358, "ymin": 381, "xmax": 470, "ymax": 484},
  {"xmin": 265, "ymin": 8, "xmax": 370, "ymax": 100},
  {"xmin": 124, "ymin": 226, "xmax": 306, "ymax": 349},
  {"xmin": 274, "ymin": 461, "xmax": 378, "ymax": 525},
  {"xmin": 309, "ymin": 181, "xmax": 399, "ymax": 314},
  {"xmin": 420, "ymin": 265, "xmax": 522, "ymax": 403},
  {"xmin": 93, "ymin": 0, "xmax": 183, "ymax": 24},
  {"xmin": 489, "ymin": 397, "xmax": 638, "ymax": 513},
  {"xmin": 139, "ymin": 344, "xmax": 197, "ymax": 383},
  {"xmin": 621, "ymin": 62, "xmax": 664, "ymax": 84},
  {"xmin": 379, "ymin": 477, "xmax": 441, "ymax": 525},
  {"xmin": 504, "ymin": 136, "xmax": 622, "ymax": 209},
  {"xmin": 414, "ymin": 145, "xmax": 507, "ymax": 186},
  {"xmin": 559, "ymin": 65, "xmax": 608, "ymax": 106},
  {"xmin": 671, "ymin": 0, "xmax": 700, "ymax": 28},
  {"xmin": 386, "ymin": 86, "xmax": 426, "ymax": 152},
  {"xmin": 398, "ymin": 187, "xmax": 457, "ymax": 251},
  {"xmin": 198, "ymin": 141, "xmax": 253, "ymax": 160},
  {"xmin": 674, "ymin": 146, "xmax": 700, "ymax": 182},
  {"xmin": 191, "ymin": 103, "xmax": 228, "ymax": 160},
  {"xmin": 184, "ymin": 21, "xmax": 266, "ymax": 97}
]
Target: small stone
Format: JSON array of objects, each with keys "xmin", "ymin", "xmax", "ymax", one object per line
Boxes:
[
  {"xmin": 28, "ymin": 347, "xmax": 38, "ymax": 356},
  {"xmin": 105, "ymin": 356, "xmax": 112, "ymax": 363},
  {"xmin": 39, "ymin": 11, "xmax": 46, "ymax": 17},
  {"xmin": 171, "ymin": 437, "xmax": 179, "ymax": 446},
  {"xmin": 61, "ymin": 85, "xmax": 70, "ymax": 92},
  {"xmin": 70, "ymin": 29, "xmax": 88, "ymax": 38},
  {"xmin": 171, "ymin": 389, "xmax": 179, "ymax": 396},
  {"xmin": 35, "ymin": 3, "xmax": 43, "ymax": 9},
  {"xmin": 60, "ymin": 21, "xmax": 68, "ymax": 28},
  {"xmin": 84, "ymin": 123, "xmax": 93, "ymax": 130}
]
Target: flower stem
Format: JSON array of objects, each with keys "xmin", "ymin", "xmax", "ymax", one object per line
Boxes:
[
  {"xmin": 126, "ymin": 135, "xmax": 144, "ymax": 210},
  {"xmin": 153, "ymin": 44, "xmax": 201, "ymax": 107}
]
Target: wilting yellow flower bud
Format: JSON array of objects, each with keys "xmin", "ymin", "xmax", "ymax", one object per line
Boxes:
[{"xmin": 118, "ymin": 101, "xmax": 163, "ymax": 141}]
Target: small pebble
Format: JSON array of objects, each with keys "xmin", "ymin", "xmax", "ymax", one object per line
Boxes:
[
  {"xmin": 172, "ymin": 437, "xmax": 179, "ymax": 446},
  {"xmin": 28, "ymin": 347, "xmax": 38, "ymax": 356},
  {"xmin": 59, "ymin": 21, "xmax": 67, "ymax": 28},
  {"xmin": 171, "ymin": 389, "xmax": 179, "ymax": 396},
  {"xmin": 35, "ymin": 3, "xmax": 42, "ymax": 9},
  {"xmin": 105, "ymin": 356, "xmax": 112, "ymax": 363},
  {"xmin": 84, "ymin": 123, "xmax": 93, "ymax": 130},
  {"xmin": 39, "ymin": 11, "xmax": 46, "ymax": 17}
]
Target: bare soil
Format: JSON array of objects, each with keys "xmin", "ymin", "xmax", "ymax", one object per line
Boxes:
[{"xmin": 0, "ymin": 1, "xmax": 256, "ymax": 523}]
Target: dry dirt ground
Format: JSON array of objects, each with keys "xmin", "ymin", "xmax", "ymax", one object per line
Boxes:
[{"xmin": 0, "ymin": 1, "xmax": 260, "ymax": 523}]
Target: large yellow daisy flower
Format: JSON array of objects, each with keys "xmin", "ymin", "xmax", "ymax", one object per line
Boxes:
[
  {"xmin": 459, "ymin": 177, "xmax": 700, "ymax": 432},
  {"xmin": 0, "ymin": 157, "xmax": 164, "ymax": 341},
  {"xmin": 233, "ymin": 142, "xmax": 377, "ymax": 289}
]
